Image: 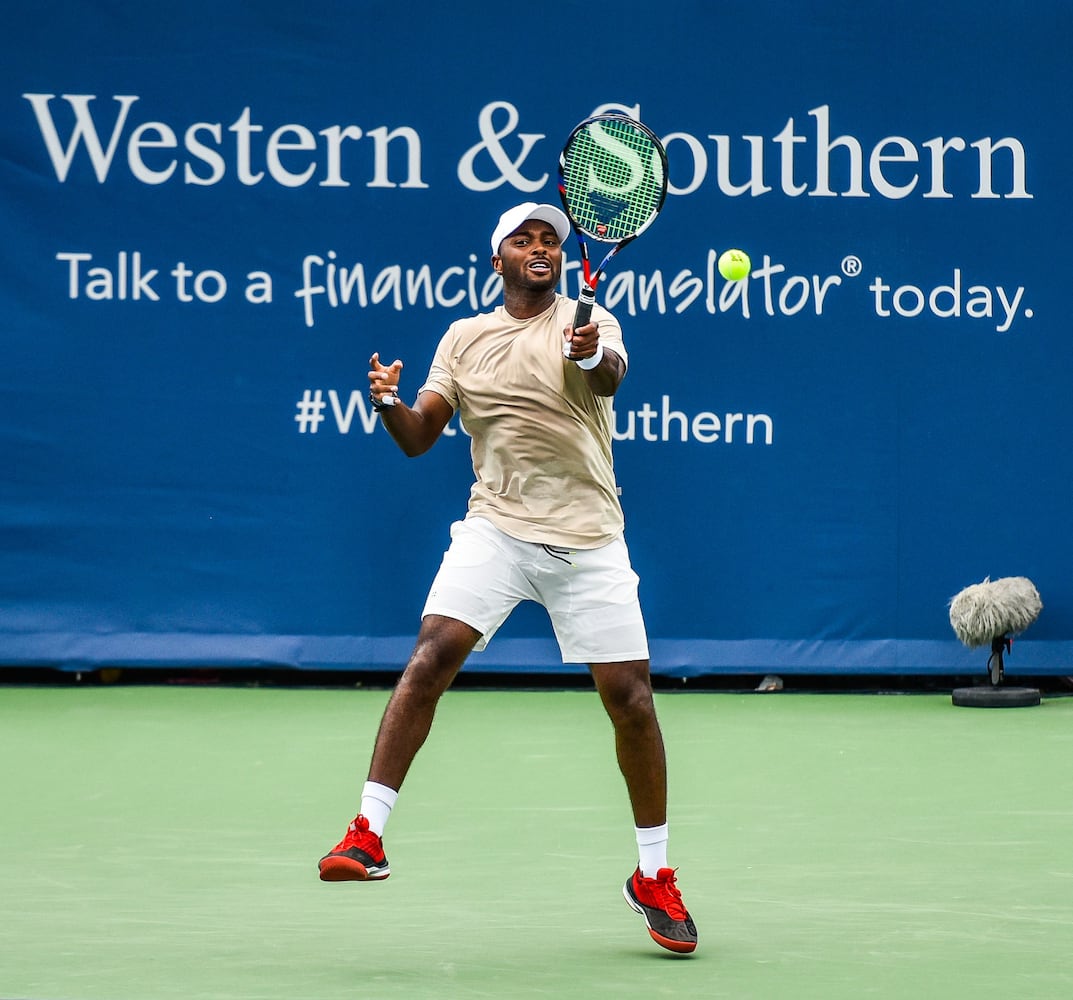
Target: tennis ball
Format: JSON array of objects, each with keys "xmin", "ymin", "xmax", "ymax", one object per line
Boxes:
[{"xmin": 718, "ymin": 249, "xmax": 751, "ymax": 281}]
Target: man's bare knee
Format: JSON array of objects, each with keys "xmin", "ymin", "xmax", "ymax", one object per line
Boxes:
[
  {"xmin": 590, "ymin": 662, "xmax": 657, "ymax": 729},
  {"xmin": 397, "ymin": 615, "xmax": 481, "ymax": 700}
]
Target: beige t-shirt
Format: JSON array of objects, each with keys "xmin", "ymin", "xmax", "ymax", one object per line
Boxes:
[{"xmin": 419, "ymin": 294, "xmax": 627, "ymax": 548}]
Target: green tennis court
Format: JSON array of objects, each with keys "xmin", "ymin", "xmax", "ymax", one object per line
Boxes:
[{"xmin": 2, "ymin": 683, "xmax": 1071, "ymax": 999}]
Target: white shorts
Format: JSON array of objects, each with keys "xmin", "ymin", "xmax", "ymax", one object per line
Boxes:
[{"xmin": 422, "ymin": 516, "xmax": 649, "ymax": 664}]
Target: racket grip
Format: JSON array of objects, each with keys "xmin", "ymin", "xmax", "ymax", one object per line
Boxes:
[{"xmin": 572, "ymin": 285, "xmax": 596, "ymax": 330}]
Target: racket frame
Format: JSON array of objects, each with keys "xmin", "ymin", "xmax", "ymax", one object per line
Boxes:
[{"xmin": 557, "ymin": 112, "xmax": 668, "ymax": 331}]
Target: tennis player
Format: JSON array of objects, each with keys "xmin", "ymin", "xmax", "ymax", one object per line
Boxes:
[{"xmin": 318, "ymin": 202, "xmax": 697, "ymax": 954}]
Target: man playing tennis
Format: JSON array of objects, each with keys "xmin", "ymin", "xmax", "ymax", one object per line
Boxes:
[{"xmin": 318, "ymin": 202, "xmax": 697, "ymax": 955}]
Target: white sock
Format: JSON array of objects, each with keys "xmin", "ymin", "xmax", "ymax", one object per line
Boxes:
[
  {"xmin": 635, "ymin": 823, "xmax": 669, "ymax": 878},
  {"xmin": 360, "ymin": 780, "xmax": 398, "ymax": 837}
]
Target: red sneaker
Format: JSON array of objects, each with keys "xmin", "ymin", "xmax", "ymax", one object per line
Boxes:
[
  {"xmin": 318, "ymin": 815, "xmax": 391, "ymax": 881},
  {"xmin": 623, "ymin": 867, "xmax": 698, "ymax": 953}
]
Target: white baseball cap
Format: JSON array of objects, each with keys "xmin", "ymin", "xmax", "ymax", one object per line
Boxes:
[{"xmin": 490, "ymin": 202, "xmax": 571, "ymax": 255}]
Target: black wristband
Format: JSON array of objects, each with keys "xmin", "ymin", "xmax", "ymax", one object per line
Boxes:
[{"xmin": 369, "ymin": 392, "xmax": 397, "ymax": 413}]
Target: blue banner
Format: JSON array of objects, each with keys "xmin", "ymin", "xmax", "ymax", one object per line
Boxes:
[{"xmin": 2, "ymin": 1, "xmax": 1070, "ymax": 676}]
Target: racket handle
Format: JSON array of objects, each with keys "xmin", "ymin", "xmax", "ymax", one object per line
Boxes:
[{"xmin": 572, "ymin": 285, "xmax": 596, "ymax": 330}]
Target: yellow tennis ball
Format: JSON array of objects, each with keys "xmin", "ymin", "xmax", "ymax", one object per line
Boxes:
[{"xmin": 718, "ymin": 249, "xmax": 751, "ymax": 281}]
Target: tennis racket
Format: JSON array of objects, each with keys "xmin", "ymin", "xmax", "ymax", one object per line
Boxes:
[{"xmin": 558, "ymin": 112, "xmax": 668, "ymax": 331}]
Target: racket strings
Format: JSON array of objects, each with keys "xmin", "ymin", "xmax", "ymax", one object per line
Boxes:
[{"xmin": 562, "ymin": 120, "xmax": 665, "ymax": 242}]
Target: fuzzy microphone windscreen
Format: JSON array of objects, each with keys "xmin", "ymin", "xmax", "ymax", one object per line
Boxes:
[{"xmin": 948, "ymin": 576, "xmax": 1042, "ymax": 649}]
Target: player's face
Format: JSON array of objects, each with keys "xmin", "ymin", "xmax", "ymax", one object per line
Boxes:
[{"xmin": 494, "ymin": 222, "xmax": 563, "ymax": 291}]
